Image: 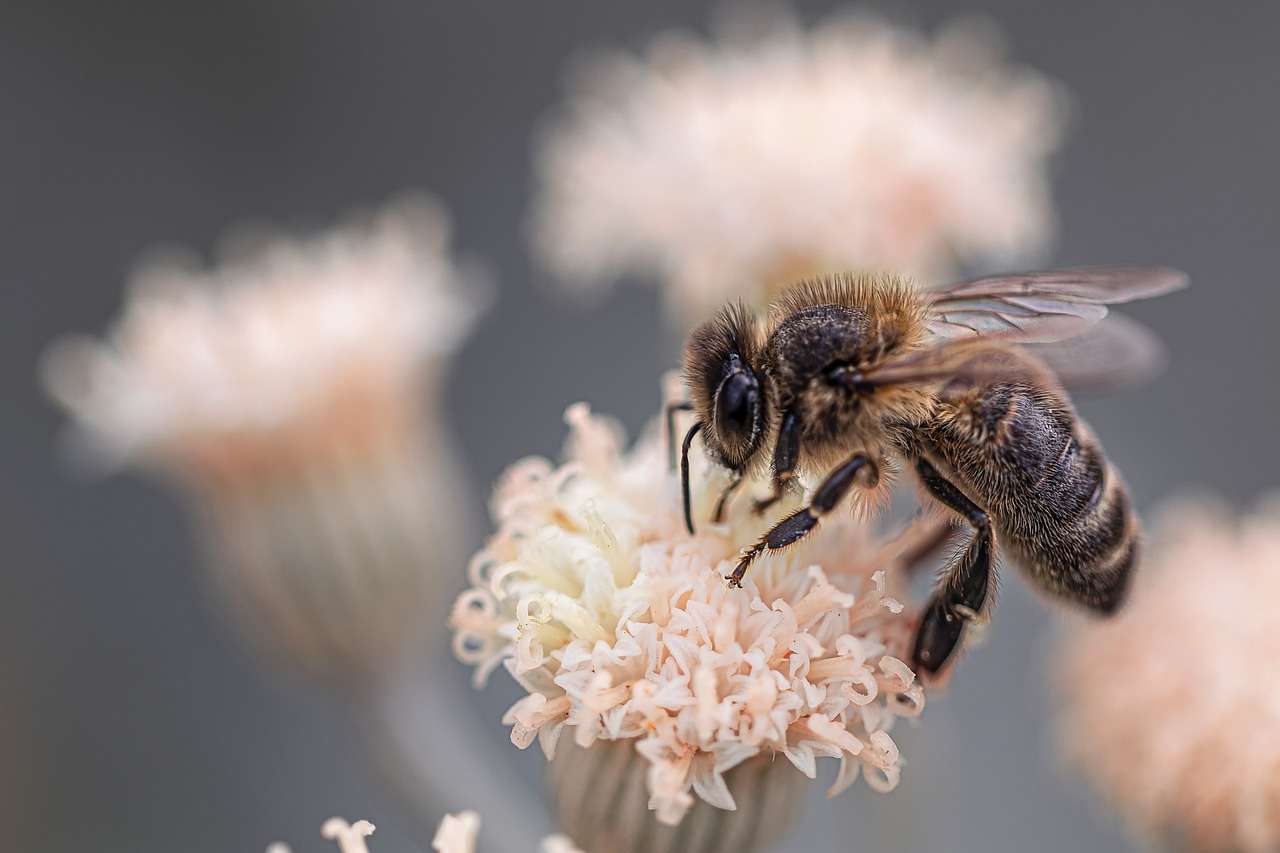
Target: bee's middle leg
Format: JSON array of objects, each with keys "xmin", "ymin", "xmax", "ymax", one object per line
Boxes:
[
  {"xmin": 911, "ymin": 457, "xmax": 993, "ymax": 675},
  {"xmin": 726, "ymin": 452, "xmax": 877, "ymax": 587},
  {"xmin": 752, "ymin": 411, "xmax": 801, "ymax": 514}
]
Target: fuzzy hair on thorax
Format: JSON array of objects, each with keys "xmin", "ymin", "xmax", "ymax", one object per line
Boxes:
[{"xmin": 763, "ymin": 273, "xmax": 935, "ymax": 476}]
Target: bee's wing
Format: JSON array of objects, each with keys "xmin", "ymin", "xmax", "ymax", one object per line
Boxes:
[
  {"xmin": 1026, "ymin": 312, "xmax": 1169, "ymax": 395},
  {"xmin": 924, "ymin": 266, "xmax": 1188, "ymax": 343},
  {"xmin": 860, "ymin": 313, "xmax": 1170, "ymax": 396}
]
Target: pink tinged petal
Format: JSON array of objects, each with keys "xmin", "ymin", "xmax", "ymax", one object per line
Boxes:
[
  {"xmin": 602, "ymin": 703, "xmax": 630, "ymax": 739},
  {"xmin": 451, "ymin": 627, "xmax": 511, "ymax": 688},
  {"xmin": 539, "ymin": 720, "xmax": 566, "ymax": 760},
  {"xmin": 450, "ymin": 589, "xmax": 501, "ymax": 634},
  {"xmin": 880, "ymin": 596, "xmax": 905, "ymax": 615},
  {"xmin": 647, "ymin": 753, "xmax": 695, "ymax": 825},
  {"xmin": 800, "ymin": 679, "xmax": 827, "ymax": 708},
  {"xmin": 690, "ymin": 750, "xmax": 737, "ymax": 811},
  {"xmin": 504, "ymin": 694, "xmax": 571, "ymax": 750},
  {"xmin": 712, "ymin": 601, "xmax": 739, "ymax": 652},
  {"xmin": 827, "ymin": 755, "xmax": 863, "ymax": 798},
  {"xmin": 806, "ymin": 649, "xmax": 864, "ymax": 682},
  {"xmin": 844, "ymin": 669, "xmax": 881, "ymax": 706},
  {"xmin": 431, "ymin": 812, "xmax": 479, "ymax": 853},
  {"xmin": 887, "ymin": 684, "xmax": 926, "ymax": 717},
  {"xmin": 787, "ymin": 634, "xmax": 824, "ymax": 680},
  {"xmin": 864, "ymin": 761, "xmax": 902, "ymax": 793},
  {"xmin": 790, "ymin": 570, "xmax": 856, "ymax": 626},
  {"xmin": 693, "ymin": 671, "xmax": 721, "ymax": 743},
  {"xmin": 803, "ymin": 713, "xmax": 866, "ymax": 757},
  {"xmin": 583, "ymin": 672, "xmax": 631, "ymax": 713},
  {"xmin": 745, "ymin": 672, "xmax": 779, "ymax": 716},
  {"xmin": 878, "ymin": 655, "xmax": 916, "ymax": 692},
  {"xmin": 322, "ymin": 818, "xmax": 377, "ymax": 853},
  {"xmin": 783, "ymin": 743, "xmax": 819, "ymax": 779},
  {"xmin": 663, "ymin": 633, "xmax": 701, "ymax": 675},
  {"xmin": 866, "ymin": 730, "xmax": 901, "ymax": 767},
  {"xmin": 572, "ymin": 716, "xmax": 604, "ymax": 749},
  {"xmin": 648, "ymin": 677, "xmax": 695, "ymax": 711},
  {"xmin": 505, "ymin": 657, "xmax": 559, "ymax": 696}
]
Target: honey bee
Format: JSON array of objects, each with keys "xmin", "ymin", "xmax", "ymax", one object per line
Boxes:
[{"xmin": 674, "ymin": 267, "xmax": 1187, "ymax": 676}]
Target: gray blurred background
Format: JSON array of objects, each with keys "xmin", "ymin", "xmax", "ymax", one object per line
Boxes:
[{"xmin": 3, "ymin": 1, "xmax": 1278, "ymax": 851}]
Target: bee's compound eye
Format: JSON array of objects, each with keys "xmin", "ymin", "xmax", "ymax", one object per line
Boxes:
[{"xmin": 715, "ymin": 371, "xmax": 759, "ymax": 441}]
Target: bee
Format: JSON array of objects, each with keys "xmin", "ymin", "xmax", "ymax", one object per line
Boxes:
[{"xmin": 673, "ymin": 267, "xmax": 1187, "ymax": 676}]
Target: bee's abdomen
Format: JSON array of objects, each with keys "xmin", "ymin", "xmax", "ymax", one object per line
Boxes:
[
  {"xmin": 1013, "ymin": 436, "xmax": 1137, "ymax": 612},
  {"xmin": 935, "ymin": 384, "xmax": 1138, "ymax": 613}
]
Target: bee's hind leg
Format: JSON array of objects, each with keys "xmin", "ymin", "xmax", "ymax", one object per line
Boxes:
[
  {"xmin": 911, "ymin": 457, "xmax": 994, "ymax": 676},
  {"xmin": 726, "ymin": 452, "xmax": 877, "ymax": 587}
]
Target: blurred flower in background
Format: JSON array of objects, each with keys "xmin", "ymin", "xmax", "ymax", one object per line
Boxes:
[
  {"xmin": 41, "ymin": 196, "xmax": 486, "ymax": 684},
  {"xmin": 268, "ymin": 813, "xmax": 583, "ymax": 853},
  {"xmin": 531, "ymin": 6, "xmax": 1066, "ymax": 326},
  {"xmin": 451, "ymin": 395, "xmax": 924, "ymax": 851},
  {"xmin": 1053, "ymin": 497, "xmax": 1280, "ymax": 853}
]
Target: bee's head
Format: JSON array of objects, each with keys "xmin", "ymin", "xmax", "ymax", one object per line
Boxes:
[{"xmin": 682, "ymin": 303, "xmax": 769, "ymax": 473}]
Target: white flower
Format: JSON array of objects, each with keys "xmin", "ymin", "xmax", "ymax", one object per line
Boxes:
[
  {"xmin": 532, "ymin": 8, "xmax": 1064, "ymax": 322},
  {"xmin": 452, "ymin": 398, "xmax": 923, "ymax": 827},
  {"xmin": 42, "ymin": 195, "xmax": 484, "ymax": 473},
  {"xmin": 1054, "ymin": 498, "xmax": 1280, "ymax": 853},
  {"xmin": 40, "ymin": 196, "xmax": 486, "ymax": 681}
]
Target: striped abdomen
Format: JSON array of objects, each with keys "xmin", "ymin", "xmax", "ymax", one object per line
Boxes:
[{"xmin": 926, "ymin": 379, "xmax": 1137, "ymax": 613}]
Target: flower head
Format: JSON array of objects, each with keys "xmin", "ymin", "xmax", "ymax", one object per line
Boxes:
[
  {"xmin": 451, "ymin": 397, "xmax": 924, "ymax": 826},
  {"xmin": 42, "ymin": 195, "xmax": 484, "ymax": 478},
  {"xmin": 532, "ymin": 8, "xmax": 1064, "ymax": 322},
  {"xmin": 1054, "ymin": 498, "xmax": 1280, "ymax": 852},
  {"xmin": 41, "ymin": 196, "xmax": 487, "ymax": 681}
]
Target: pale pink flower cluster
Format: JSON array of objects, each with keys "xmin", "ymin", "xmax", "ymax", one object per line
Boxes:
[
  {"xmin": 40, "ymin": 197, "xmax": 486, "ymax": 681},
  {"xmin": 1055, "ymin": 499, "xmax": 1280, "ymax": 852},
  {"xmin": 451, "ymin": 402, "xmax": 924, "ymax": 826},
  {"xmin": 532, "ymin": 8, "xmax": 1063, "ymax": 320},
  {"xmin": 42, "ymin": 196, "xmax": 484, "ymax": 471}
]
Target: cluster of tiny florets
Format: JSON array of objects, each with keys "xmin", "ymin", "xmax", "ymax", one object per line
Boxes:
[
  {"xmin": 451, "ymin": 400, "xmax": 924, "ymax": 825},
  {"xmin": 532, "ymin": 9, "xmax": 1063, "ymax": 320},
  {"xmin": 42, "ymin": 196, "xmax": 483, "ymax": 471},
  {"xmin": 1056, "ymin": 499, "xmax": 1280, "ymax": 853}
]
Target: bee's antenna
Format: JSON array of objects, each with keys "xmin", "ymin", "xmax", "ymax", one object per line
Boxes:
[
  {"xmin": 665, "ymin": 401, "xmax": 694, "ymax": 471},
  {"xmin": 681, "ymin": 421, "xmax": 704, "ymax": 535}
]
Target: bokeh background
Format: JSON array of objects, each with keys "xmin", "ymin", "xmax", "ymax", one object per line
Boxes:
[{"xmin": 4, "ymin": 1, "xmax": 1278, "ymax": 851}]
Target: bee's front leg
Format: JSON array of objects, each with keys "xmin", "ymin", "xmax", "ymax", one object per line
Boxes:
[{"xmin": 727, "ymin": 452, "xmax": 878, "ymax": 587}]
